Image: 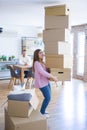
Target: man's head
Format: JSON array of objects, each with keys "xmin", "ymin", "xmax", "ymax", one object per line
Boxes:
[{"xmin": 22, "ymin": 49, "xmax": 26, "ymax": 57}]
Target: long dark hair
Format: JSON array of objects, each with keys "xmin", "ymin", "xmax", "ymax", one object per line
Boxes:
[{"xmin": 32, "ymin": 49, "xmax": 41, "ymax": 71}]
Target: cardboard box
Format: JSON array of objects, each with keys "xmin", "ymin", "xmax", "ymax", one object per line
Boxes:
[
  {"xmin": 45, "ymin": 54, "xmax": 72, "ymax": 68},
  {"xmin": 45, "ymin": 41, "xmax": 71, "ymax": 55},
  {"xmin": 5, "ymin": 108, "xmax": 48, "ymax": 130},
  {"xmin": 8, "ymin": 89, "xmax": 39, "ymax": 118},
  {"xmin": 51, "ymin": 68, "xmax": 71, "ymax": 81},
  {"xmin": 43, "ymin": 28, "xmax": 70, "ymax": 42},
  {"xmin": 45, "ymin": 4, "xmax": 69, "ymax": 16},
  {"xmin": 45, "ymin": 15, "xmax": 70, "ymax": 29}
]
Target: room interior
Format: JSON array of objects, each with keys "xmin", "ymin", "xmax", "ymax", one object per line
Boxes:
[{"xmin": 0, "ymin": 0, "xmax": 87, "ymax": 130}]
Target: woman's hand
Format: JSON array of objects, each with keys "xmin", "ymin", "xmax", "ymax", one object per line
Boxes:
[
  {"xmin": 53, "ymin": 76, "xmax": 58, "ymax": 82},
  {"xmin": 50, "ymin": 74, "xmax": 58, "ymax": 82}
]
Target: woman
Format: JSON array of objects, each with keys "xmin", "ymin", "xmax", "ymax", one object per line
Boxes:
[{"xmin": 33, "ymin": 49, "xmax": 58, "ymax": 117}]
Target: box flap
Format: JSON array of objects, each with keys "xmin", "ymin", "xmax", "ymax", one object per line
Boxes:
[{"xmin": 30, "ymin": 92, "xmax": 39, "ymax": 110}]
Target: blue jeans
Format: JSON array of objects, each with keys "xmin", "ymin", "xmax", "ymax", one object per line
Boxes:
[{"xmin": 39, "ymin": 83, "xmax": 51, "ymax": 114}]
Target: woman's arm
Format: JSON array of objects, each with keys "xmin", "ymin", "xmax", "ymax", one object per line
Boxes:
[
  {"xmin": 35, "ymin": 61, "xmax": 50, "ymax": 77},
  {"xmin": 35, "ymin": 61, "xmax": 58, "ymax": 82}
]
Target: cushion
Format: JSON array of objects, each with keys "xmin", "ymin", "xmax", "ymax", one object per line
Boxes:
[{"xmin": 7, "ymin": 93, "xmax": 32, "ymax": 101}]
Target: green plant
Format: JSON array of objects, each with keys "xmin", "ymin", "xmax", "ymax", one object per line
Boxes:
[
  {"xmin": 12, "ymin": 55, "xmax": 15, "ymax": 59},
  {"xmin": 1, "ymin": 55, "xmax": 7, "ymax": 61},
  {"xmin": 8, "ymin": 56, "xmax": 12, "ymax": 61}
]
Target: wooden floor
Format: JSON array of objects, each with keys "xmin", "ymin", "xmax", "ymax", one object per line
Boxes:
[{"xmin": 0, "ymin": 79, "xmax": 87, "ymax": 130}]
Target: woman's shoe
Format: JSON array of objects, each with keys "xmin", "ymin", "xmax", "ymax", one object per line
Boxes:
[
  {"xmin": 44, "ymin": 113, "xmax": 50, "ymax": 118},
  {"xmin": 45, "ymin": 111, "xmax": 49, "ymax": 114}
]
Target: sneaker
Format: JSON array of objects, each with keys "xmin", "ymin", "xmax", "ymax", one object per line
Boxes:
[
  {"xmin": 38, "ymin": 109, "xmax": 49, "ymax": 114},
  {"xmin": 45, "ymin": 110, "xmax": 49, "ymax": 114},
  {"xmin": 44, "ymin": 113, "xmax": 50, "ymax": 118}
]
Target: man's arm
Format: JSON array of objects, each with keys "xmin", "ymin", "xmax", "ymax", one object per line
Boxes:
[
  {"xmin": 19, "ymin": 56, "xmax": 25, "ymax": 65},
  {"xmin": 26, "ymin": 56, "xmax": 32, "ymax": 67}
]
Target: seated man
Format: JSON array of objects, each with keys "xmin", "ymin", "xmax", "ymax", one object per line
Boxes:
[{"xmin": 19, "ymin": 49, "xmax": 33, "ymax": 78}]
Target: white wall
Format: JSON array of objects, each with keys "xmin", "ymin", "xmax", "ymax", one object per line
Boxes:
[
  {"xmin": 68, "ymin": 0, "xmax": 87, "ymax": 26},
  {"xmin": 0, "ymin": 3, "xmax": 44, "ymax": 27},
  {"xmin": 0, "ymin": 0, "xmax": 87, "ymax": 27},
  {"xmin": 1, "ymin": 1, "xmax": 87, "ymax": 28},
  {"xmin": 0, "ymin": 0, "xmax": 87, "ymax": 59},
  {"xmin": 0, "ymin": 25, "xmax": 42, "ymax": 58},
  {"xmin": 0, "ymin": 3, "xmax": 43, "ymax": 58},
  {"xmin": 0, "ymin": 32, "xmax": 21, "ymax": 58}
]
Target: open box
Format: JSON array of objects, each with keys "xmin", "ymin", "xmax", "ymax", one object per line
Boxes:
[{"xmin": 8, "ymin": 89, "xmax": 39, "ymax": 118}]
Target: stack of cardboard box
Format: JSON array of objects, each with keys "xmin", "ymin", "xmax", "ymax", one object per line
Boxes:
[
  {"xmin": 5, "ymin": 89, "xmax": 48, "ymax": 130},
  {"xmin": 43, "ymin": 4, "xmax": 72, "ymax": 81}
]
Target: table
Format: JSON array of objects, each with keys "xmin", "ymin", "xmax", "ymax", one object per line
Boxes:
[{"xmin": 13, "ymin": 64, "xmax": 30, "ymax": 83}]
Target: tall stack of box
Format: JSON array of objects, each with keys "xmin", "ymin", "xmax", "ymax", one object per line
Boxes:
[
  {"xmin": 5, "ymin": 89, "xmax": 48, "ymax": 130},
  {"xmin": 43, "ymin": 4, "xmax": 72, "ymax": 81}
]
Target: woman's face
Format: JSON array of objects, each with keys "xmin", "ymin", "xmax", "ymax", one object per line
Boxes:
[{"xmin": 38, "ymin": 50, "xmax": 44, "ymax": 60}]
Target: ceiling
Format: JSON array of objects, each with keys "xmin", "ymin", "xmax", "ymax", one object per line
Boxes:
[
  {"xmin": 0, "ymin": 0, "xmax": 62, "ymax": 3},
  {"xmin": 0, "ymin": 0, "xmax": 64, "ymax": 5}
]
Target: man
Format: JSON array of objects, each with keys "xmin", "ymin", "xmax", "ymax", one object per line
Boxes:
[{"xmin": 19, "ymin": 49, "xmax": 33, "ymax": 78}]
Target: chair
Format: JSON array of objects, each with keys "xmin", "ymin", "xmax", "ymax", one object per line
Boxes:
[
  {"xmin": 25, "ymin": 68, "xmax": 34, "ymax": 89},
  {"xmin": 26, "ymin": 76, "xmax": 34, "ymax": 89},
  {"xmin": 7, "ymin": 65, "xmax": 21, "ymax": 89}
]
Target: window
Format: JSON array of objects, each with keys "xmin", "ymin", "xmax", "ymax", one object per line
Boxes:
[{"xmin": 77, "ymin": 32, "xmax": 85, "ymax": 76}]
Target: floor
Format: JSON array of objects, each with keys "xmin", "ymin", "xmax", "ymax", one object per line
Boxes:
[
  {"xmin": 48, "ymin": 79, "xmax": 87, "ymax": 130},
  {"xmin": 0, "ymin": 79, "xmax": 87, "ymax": 130}
]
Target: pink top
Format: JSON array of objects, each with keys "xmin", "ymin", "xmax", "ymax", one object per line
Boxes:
[{"xmin": 34, "ymin": 61, "xmax": 51, "ymax": 88}]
